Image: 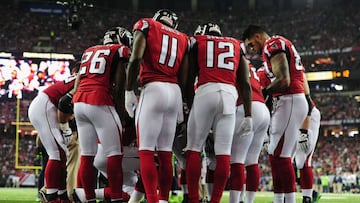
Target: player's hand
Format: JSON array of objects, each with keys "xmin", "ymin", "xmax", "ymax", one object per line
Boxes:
[
  {"xmin": 61, "ymin": 128, "xmax": 73, "ymax": 146},
  {"xmin": 125, "ymin": 90, "xmax": 138, "ymax": 118},
  {"xmin": 298, "ymin": 129, "xmax": 310, "ymax": 152},
  {"xmin": 239, "ymin": 116, "xmax": 253, "ymax": 137}
]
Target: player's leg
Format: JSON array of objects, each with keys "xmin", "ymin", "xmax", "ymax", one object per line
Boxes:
[
  {"xmin": 212, "ymin": 107, "xmax": 236, "ymax": 203},
  {"xmin": 74, "ymin": 103, "xmax": 99, "ymax": 202},
  {"xmin": 157, "ymin": 83, "xmax": 183, "ymax": 203},
  {"xmin": 186, "ymin": 91, "xmax": 219, "ymax": 203},
  {"xmin": 94, "ymin": 105, "xmax": 123, "ymax": 202},
  {"xmin": 269, "ymin": 94, "xmax": 307, "ymax": 203},
  {"xmin": 244, "ymin": 102, "xmax": 270, "ymax": 203},
  {"xmin": 28, "ymin": 93, "xmax": 67, "ymax": 202},
  {"xmin": 66, "ymin": 131, "xmax": 80, "ymax": 201},
  {"xmin": 230, "ymin": 105, "xmax": 251, "ymax": 203},
  {"xmin": 136, "ymin": 82, "xmax": 169, "ymax": 203},
  {"xmin": 207, "ymin": 90, "xmax": 237, "ymax": 203}
]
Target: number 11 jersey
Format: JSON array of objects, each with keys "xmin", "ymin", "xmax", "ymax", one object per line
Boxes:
[{"xmin": 132, "ymin": 18, "xmax": 189, "ymax": 86}]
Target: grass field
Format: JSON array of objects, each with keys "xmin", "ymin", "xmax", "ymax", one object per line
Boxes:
[{"xmin": 1, "ymin": 188, "xmax": 360, "ymax": 203}]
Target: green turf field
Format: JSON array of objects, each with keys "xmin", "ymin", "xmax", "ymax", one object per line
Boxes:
[{"xmin": 1, "ymin": 188, "xmax": 360, "ymax": 203}]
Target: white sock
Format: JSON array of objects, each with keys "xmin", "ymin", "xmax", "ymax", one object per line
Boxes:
[
  {"xmin": 95, "ymin": 188, "xmax": 105, "ymax": 200},
  {"xmin": 302, "ymin": 189, "xmax": 313, "ymax": 199},
  {"xmin": 240, "ymin": 185, "xmax": 245, "ymax": 201},
  {"xmin": 46, "ymin": 189, "xmax": 58, "ymax": 194},
  {"xmin": 57, "ymin": 189, "xmax": 67, "ymax": 195},
  {"xmin": 284, "ymin": 192, "xmax": 296, "ymax": 203},
  {"xmin": 245, "ymin": 191, "xmax": 256, "ymax": 203},
  {"xmin": 159, "ymin": 200, "xmax": 168, "ymax": 203},
  {"xmin": 74, "ymin": 188, "xmax": 86, "ymax": 202},
  {"xmin": 229, "ymin": 190, "xmax": 241, "ymax": 203},
  {"xmin": 274, "ymin": 193, "xmax": 284, "ymax": 203},
  {"xmin": 128, "ymin": 190, "xmax": 144, "ymax": 203}
]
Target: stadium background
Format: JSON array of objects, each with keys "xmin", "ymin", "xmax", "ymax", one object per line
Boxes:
[{"xmin": 1, "ymin": 0, "xmax": 360, "ymax": 196}]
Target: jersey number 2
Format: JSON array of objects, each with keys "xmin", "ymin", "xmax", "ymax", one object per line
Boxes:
[{"xmin": 80, "ymin": 49, "xmax": 111, "ymax": 74}]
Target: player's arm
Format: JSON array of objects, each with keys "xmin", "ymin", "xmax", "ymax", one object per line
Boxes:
[
  {"xmin": 237, "ymin": 54, "xmax": 252, "ymax": 117},
  {"xmin": 184, "ymin": 45, "xmax": 198, "ymax": 108},
  {"xmin": 301, "ymin": 72, "xmax": 312, "ymax": 129},
  {"xmin": 113, "ymin": 61, "xmax": 127, "ymax": 122},
  {"xmin": 126, "ymin": 30, "xmax": 146, "ymax": 91},
  {"xmin": 178, "ymin": 51, "xmax": 189, "ymax": 99},
  {"xmin": 266, "ymin": 53, "xmax": 290, "ymax": 94}
]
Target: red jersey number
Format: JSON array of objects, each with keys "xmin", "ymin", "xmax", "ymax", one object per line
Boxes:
[
  {"xmin": 206, "ymin": 41, "xmax": 235, "ymax": 71},
  {"xmin": 80, "ymin": 49, "xmax": 111, "ymax": 75}
]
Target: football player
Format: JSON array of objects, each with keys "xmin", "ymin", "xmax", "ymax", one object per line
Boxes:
[
  {"xmin": 28, "ymin": 62, "xmax": 80, "ymax": 203},
  {"xmin": 125, "ymin": 9, "xmax": 189, "ymax": 203},
  {"xmin": 72, "ymin": 27, "xmax": 132, "ymax": 203},
  {"xmin": 185, "ymin": 23, "xmax": 252, "ymax": 203},
  {"xmin": 294, "ymin": 73, "xmax": 321, "ymax": 203},
  {"xmin": 242, "ymin": 25, "xmax": 308, "ymax": 203},
  {"xmin": 229, "ymin": 44, "xmax": 271, "ymax": 203}
]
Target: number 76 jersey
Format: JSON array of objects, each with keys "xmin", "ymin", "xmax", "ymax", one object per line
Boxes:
[
  {"xmin": 132, "ymin": 18, "xmax": 189, "ymax": 86},
  {"xmin": 191, "ymin": 35, "xmax": 242, "ymax": 87}
]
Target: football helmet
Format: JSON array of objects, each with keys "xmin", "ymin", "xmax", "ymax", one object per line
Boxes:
[
  {"xmin": 103, "ymin": 27, "xmax": 133, "ymax": 47},
  {"xmin": 194, "ymin": 23, "xmax": 222, "ymax": 36},
  {"xmin": 153, "ymin": 9, "xmax": 179, "ymax": 29}
]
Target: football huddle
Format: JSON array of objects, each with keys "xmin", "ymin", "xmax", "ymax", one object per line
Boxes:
[{"xmin": 29, "ymin": 8, "xmax": 321, "ymax": 203}]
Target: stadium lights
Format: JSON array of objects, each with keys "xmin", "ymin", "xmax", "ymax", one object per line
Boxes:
[
  {"xmin": 0, "ymin": 52, "xmax": 12, "ymax": 58},
  {"xmin": 23, "ymin": 52, "xmax": 75, "ymax": 60}
]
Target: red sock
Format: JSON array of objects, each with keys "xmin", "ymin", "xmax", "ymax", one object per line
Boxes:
[
  {"xmin": 186, "ymin": 151, "xmax": 201, "ymax": 203},
  {"xmin": 79, "ymin": 156, "xmax": 96, "ymax": 200},
  {"xmin": 269, "ymin": 155, "xmax": 282, "ymax": 193},
  {"xmin": 300, "ymin": 167, "xmax": 314, "ymax": 189},
  {"xmin": 230, "ymin": 163, "xmax": 244, "ymax": 191},
  {"xmin": 59, "ymin": 158, "xmax": 67, "ymax": 191},
  {"xmin": 157, "ymin": 151, "xmax": 173, "ymax": 201},
  {"xmin": 246, "ymin": 164, "xmax": 260, "ymax": 191},
  {"xmin": 139, "ymin": 150, "xmax": 158, "ymax": 203},
  {"xmin": 280, "ymin": 157, "xmax": 296, "ymax": 193},
  {"xmin": 104, "ymin": 187, "xmax": 111, "ymax": 200},
  {"xmin": 211, "ymin": 155, "xmax": 230, "ymax": 203},
  {"xmin": 107, "ymin": 155, "xmax": 123, "ymax": 200},
  {"xmin": 45, "ymin": 159, "xmax": 61, "ymax": 189}
]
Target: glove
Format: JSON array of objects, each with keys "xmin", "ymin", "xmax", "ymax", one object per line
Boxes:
[
  {"xmin": 125, "ymin": 90, "xmax": 138, "ymax": 118},
  {"xmin": 238, "ymin": 116, "xmax": 253, "ymax": 137},
  {"xmin": 298, "ymin": 129, "xmax": 310, "ymax": 152},
  {"xmin": 61, "ymin": 128, "xmax": 73, "ymax": 146}
]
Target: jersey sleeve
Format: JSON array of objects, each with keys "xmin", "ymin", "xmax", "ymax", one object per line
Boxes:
[
  {"xmin": 133, "ymin": 19, "xmax": 150, "ymax": 37},
  {"xmin": 263, "ymin": 37, "xmax": 286, "ymax": 59},
  {"xmin": 117, "ymin": 45, "xmax": 131, "ymax": 60}
]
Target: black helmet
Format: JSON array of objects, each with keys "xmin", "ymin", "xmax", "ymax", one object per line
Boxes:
[
  {"xmin": 153, "ymin": 9, "xmax": 179, "ymax": 29},
  {"xmin": 103, "ymin": 27, "xmax": 133, "ymax": 47},
  {"xmin": 194, "ymin": 23, "xmax": 222, "ymax": 36}
]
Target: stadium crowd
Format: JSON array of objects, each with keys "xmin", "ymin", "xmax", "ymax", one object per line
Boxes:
[{"xmin": 0, "ymin": 1, "xmax": 359, "ymax": 55}]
